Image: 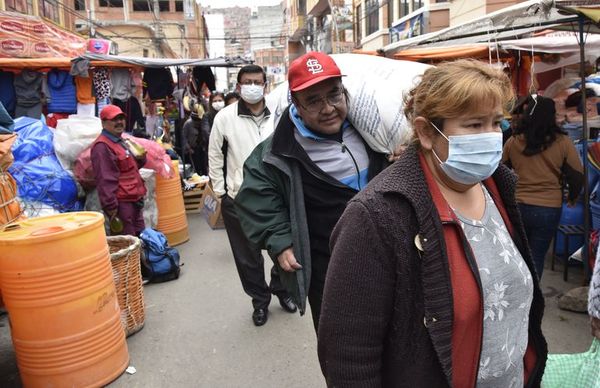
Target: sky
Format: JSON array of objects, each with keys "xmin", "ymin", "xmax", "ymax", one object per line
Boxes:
[{"xmin": 197, "ymin": 0, "xmax": 283, "ymax": 8}]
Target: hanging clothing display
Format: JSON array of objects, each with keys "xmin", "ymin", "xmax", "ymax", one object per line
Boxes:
[
  {"xmin": 75, "ymin": 76, "xmax": 95, "ymax": 104},
  {"xmin": 143, "ymin": 67, "xmax": 174, "ymax": 100},
  {"xmin": 77, "ymin": 103, "xmax": 95, "ymax": 117},
  {"xmin": 111, "ymin": 68, "xmax": 135, "ymax": 101},
  {"xmin": 14, "ymin": 70, "xmax": 43, "ymax": 119},
  {"xmin": 0, "ymin": 71, "xmax": 15, "ymax": 116},
  {"xmin": 47, "ymin": 69, "xmax": 77, "ymax": 114},
  {"xmin": 97, "ymin": 96, "xmax": 110, "ymax": 115},
  {"xmin": 93, "ymin": 68, "xmax": 111, "ymax": 100}
]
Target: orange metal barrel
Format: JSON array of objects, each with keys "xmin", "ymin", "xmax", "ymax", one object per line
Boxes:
[
  {"xmin": 0, "ymin": 212, "xmax": 129, "ymax": 387},
  {"xmin": 155, "ymin": 160, "xmax": 189, "ymax": 246}
]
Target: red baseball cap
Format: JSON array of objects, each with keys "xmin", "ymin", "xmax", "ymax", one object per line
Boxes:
[
  {"xmin": 100, "ymin": 104, "xmax": 126, "ymax": 120},
  {"xmin": 288, "ymin": 52, "xmax": 343, "ymax": 92}
]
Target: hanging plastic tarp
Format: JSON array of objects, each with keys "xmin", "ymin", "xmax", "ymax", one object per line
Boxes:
[{"xmin": 9, "ymin": 117, "xmax": 81, "ymax": 212}]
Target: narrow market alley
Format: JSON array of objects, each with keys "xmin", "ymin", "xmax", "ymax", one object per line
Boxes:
[{"xmin": 0, "ymin": 211, "xmax": 595, "ymax": 387}]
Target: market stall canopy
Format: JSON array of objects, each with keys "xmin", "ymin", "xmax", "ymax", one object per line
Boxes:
[
  {"xmin": 0, "ymin": 12, "xmax": 86, "ymax": 58},
  {"xmin": 393, "ymin": 44, "xmax": 490, "ymax": 61},
  {"xmin": 383, "ymin": 0, "xmax": 600, "ymax": 54},
  {"xmin": 79, "ymin": 53, "xmax": 253, "ymax": 68},
  {"xmin": 0, "ymin": 57, "xmax": 138, "ymax": 71}
]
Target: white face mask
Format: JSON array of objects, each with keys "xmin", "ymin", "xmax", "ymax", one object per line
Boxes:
[
  {"xmin": 240, "ymin": 84, "xmax": 264, "ymax": 104},
  {"xmin": 212, "ymin": 101, "xmax": 225, "ymax": 111}
]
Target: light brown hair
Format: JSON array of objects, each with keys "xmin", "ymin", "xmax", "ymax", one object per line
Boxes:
[{"xmin": 404, "ymin": 59, "xmax": 514, "ymax": 138}]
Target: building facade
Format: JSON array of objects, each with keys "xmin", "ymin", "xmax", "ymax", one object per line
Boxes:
[
  {"xmin": 286, "ymin": 0, "xmax": 354, "ymax": 63},
  {"xmin": 204, "ymin": 6, "xmax": 251, "ymax": 89},
  {"xmin": 352, "ymin": 0, "xmax": 526, "ymax": 52},
  {"xmin": 76, "ymin": 0, "xmax": 207, "ymax": 58}
]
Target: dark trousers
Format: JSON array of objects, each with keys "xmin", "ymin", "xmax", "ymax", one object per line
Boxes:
[
  {"xmin": 221, "ymin": 195, "xmax": 286, "ymax": 310},
  {"xmin": 118, "ymin": 201, "xmax": 145, "ymax": 236},
  {"xmin": 518, "ymin": 203, "xmax": 562, "ymax": 279},
  {"xmin": 307, "ymin": 250, "xmax": 330, "ymax": 333}
]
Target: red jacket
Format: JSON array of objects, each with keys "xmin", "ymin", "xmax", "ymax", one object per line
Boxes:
[
  {"xmin": 419, "ymin": 152, "xmax": 538, "ymax": 387},
  {"xmin": 92, "ymin": 133, "xmax": 146, "ymax": 207}
]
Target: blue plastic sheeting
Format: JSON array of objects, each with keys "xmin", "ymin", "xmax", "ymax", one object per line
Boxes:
[{"xmin": 9, "ymin": 117, "xmax": 82, "ymax": 212}]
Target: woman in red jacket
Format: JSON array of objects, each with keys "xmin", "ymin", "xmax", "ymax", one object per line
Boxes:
[{"xmin": 317, "ymin": 60, "xmax": 547, "ymax": 387}]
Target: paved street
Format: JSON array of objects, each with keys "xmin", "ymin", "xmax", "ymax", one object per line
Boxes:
[{"xmin": 0, "ymin": 211, "xmax": 595, "ymax": 387}]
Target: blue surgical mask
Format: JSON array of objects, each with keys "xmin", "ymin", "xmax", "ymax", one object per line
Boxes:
[{"xmin": 430, "ymin": 121, "xmax": 503, "ymax": 185}]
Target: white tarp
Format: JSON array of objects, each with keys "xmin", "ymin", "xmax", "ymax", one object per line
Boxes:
[
  {"xmin": 383, "ymin": 0, "xmax": 592, "ymax": 53},
  {"xmin": 498, "ymin": 33, "xmax": 600, "ymax": 54}
]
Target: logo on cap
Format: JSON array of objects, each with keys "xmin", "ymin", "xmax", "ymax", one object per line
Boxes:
[{"xmin": 306, "ymin": 59, "xmax": 323, "ymax": 75}]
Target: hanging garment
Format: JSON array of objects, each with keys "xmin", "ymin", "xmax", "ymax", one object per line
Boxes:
[
  {"xmin": 93, "ymin": 68, "xmax": 111, "ymax": 100},
  {"xmin": 143, "ymin": 67, "xmax": 174, "ymax": 100},
  {"xmin": 111, "ymin": 68, "xmax": 135, "ymax": 101},
  {"xmin": 47, "ymin": 69, "xmax": 77, "ymax": 114},
  {"xmin": 97, "ymin": 96, "xmax": 110, "ymax": 115},
  {"xmin": 75, "ymin": 76, "xmax": 96, "ymax": 104},
  {"xmin": 0, "ymin": 71, "xmax": 15, "ymax": 116},
  {"xmin": 77, "ymin": 103, "xmax": 95, "ymax": 117},
  {"xmin": 14, "ymin": 70, "xmax": 43, "ymax": 119}
]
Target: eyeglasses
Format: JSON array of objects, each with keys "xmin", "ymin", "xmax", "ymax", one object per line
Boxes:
[
  {"xmin": 239, "ymin": 80, "xmax": 265, "ymax": 86},
  {"xmin": 297, "ymin": 91, "xmax": 345, "ymax": 113}
]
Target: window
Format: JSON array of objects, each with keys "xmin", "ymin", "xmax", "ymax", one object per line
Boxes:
[
  {"xmin": 38, "ymin": 0, "xmax": 60, "ymax": 23},
  {"xmin": 158, "ymin": 0, "xmax": 169, "ymax": 11},
  {"xmin": 365, "ymin": 0, "xmax": 379, "ymax": 36},
  {"xmin": 133, "ymin": 0, "xmax": 150, "ymax": 11},
  {"xmin": 6, "ymin": 0, "xmax": 28, "ymax": 13},
  {"xmin": 400, "ymin": 0, "xmax": 409, "ymax": 17},
  {"xmin": 412, "ymin": 0, "xmax": 423, "ymax": 10},
  {"xmin": 387, "ymin": 0, "xmax": 395, "ymax": 28},
  {"xmin": 298, "ymin": 0, "xmax": 306, "ymax": 15},
  {"xmin": 99, "ymin": 0, "xmax": 123, "ymax": 7},
  {"xmin": 355, "ymin": 4, "xmax": 362, "ymax": 42},
  {"xmin": 74, "ymin": 0, "xmax": 86, "ymax": 11},
  {"xmin": 175, "ymin": 0, "xmax": 183, "ymax": 12}
]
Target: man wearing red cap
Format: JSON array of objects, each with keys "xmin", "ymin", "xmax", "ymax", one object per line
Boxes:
[
  {"xmin": 91, "ymin": 104, "xmax": 147, "ymax": 236},
  {"xmin": 235, "ymin": 52, "xmax": 389, "ymax": 331}
]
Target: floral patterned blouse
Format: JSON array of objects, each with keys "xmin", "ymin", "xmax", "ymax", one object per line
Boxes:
[{"xmin": 455, "ymin": 186, "xmax": 534, "ymax": 388}]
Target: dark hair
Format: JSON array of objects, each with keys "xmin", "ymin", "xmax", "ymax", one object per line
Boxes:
[
  {"xmin": 224, "ymin": 92, "xmax": 240, "ymax": 105},
  {"xmin": 515, "ymin": 95, "xmax": 566, "ymax": 156},
  {"xmin": 208, "ymin": 92, "xmax": 225, "ymax": 114},
  {"xmin": 237, "ymin": 65, "xmax": 266, "ymax": 84}
]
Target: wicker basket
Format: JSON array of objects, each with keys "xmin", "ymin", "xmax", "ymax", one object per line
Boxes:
[{"xmin": 107, "ymin": 235, "xmax": 145, "ymax": 337}]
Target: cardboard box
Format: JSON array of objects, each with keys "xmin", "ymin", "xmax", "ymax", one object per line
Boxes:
[{"xmin": 200, "ymin": 183, "xmax": 225, "ymax": 229}]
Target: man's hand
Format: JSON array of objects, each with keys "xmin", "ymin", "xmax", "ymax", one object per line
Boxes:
[
  {"xmin": 277, "ymin": 247, "xmax": 302, "ymax": 272},
  {"xmin": 592, "ymin": 317, "xmax": 600, "ymax": 339},
  {"xmin": 106, "ymin": 208, "xmax": 118, "ymax": 219}
]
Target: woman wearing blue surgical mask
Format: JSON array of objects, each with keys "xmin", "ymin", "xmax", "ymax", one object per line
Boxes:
[{"xmin": 318, "ymin": 60, "xmax": 547, "ymax": 388}]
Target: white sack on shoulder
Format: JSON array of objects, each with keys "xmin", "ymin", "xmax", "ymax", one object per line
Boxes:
[{"xmin": 265, "ymin": 54, "xmax": 431, "ymax": 155}]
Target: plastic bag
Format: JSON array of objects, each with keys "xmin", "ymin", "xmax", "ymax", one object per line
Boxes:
[
  {"xmin": 9, "ymin": 117, "xmax": 81, "ymax": 212},
  {"xmin": 542, "ymin": 338, "xmax": 600, "ymax": 388},
  {"xmin": 53, "ymin": 115, "xmax": 102, "ymax": 171},
  {"xmin": 122, "ymin": 133, "xmax": 173, "ymax": 179},
  {"xmin": 266, "ymin": 53, "xmax": 431, "ymax": 155},
  {"xmin": 74, "ymin": 135, "xmax": 173, "ymax": 191}
]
